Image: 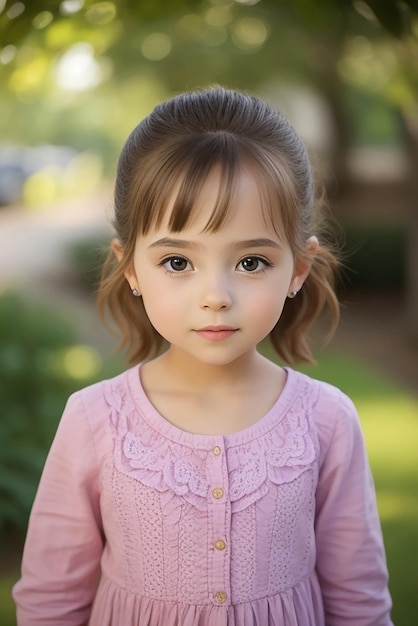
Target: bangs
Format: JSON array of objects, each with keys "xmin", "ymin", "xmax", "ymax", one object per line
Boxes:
[
  {"xmin": 135, "ymin": 133, "xmax": 242, "ymax": 236},
  {"xmin": 245, "ymin": 147, "xmax": 313, "ymax": 251},
  {"xmin": 168, "ymin": 135, "xmax": 240, "ymax": 233},
  {"xmin": 131, "ymin": 133, "xmax": 307, "ymax": 248}
]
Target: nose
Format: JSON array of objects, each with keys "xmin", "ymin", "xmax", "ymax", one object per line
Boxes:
[{"xmin": 199, "ymin": 273, "xmax": 233, "ymax": 311}]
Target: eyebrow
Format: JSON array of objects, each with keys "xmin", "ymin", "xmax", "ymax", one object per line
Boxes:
[
  {"xmin": 235, "ymin": 238, "xmax": 282, "ymax": 250},
  {"xmin": 149, "ymin": 237, "xmax": 282, "ymax": 250},
  {"xmin": 149, "ymin": 237, "xmax": 195, "ymax": 249}
]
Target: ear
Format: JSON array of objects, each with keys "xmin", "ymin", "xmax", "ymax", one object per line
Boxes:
[
  {"xmin": 111, "ymin": 238, "xmax": 140, "ymax": 295},
  {"xmin": 288, "ymin": 236, "xmax": 318, "ymax": 295}
]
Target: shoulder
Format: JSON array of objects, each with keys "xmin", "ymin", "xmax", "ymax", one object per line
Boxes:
[
  {"xmin": 286, "ymin": 368, "xmax": 361, "ymax": 462},
  {"xmin": 59, "ymin": 365, "xmax": 139, "ymax": 445},
  {"xmin": 67, "ymin": 365, "xmax": 136, "ymax": 412},
  {"xmin": 286, "ymin": 367, "xmax": 357, "ymax": 417}
]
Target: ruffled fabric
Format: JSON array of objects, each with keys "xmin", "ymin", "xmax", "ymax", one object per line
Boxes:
[{"xmin": 89, "ymin": 575, "xmax": 325, "ymax": 626}]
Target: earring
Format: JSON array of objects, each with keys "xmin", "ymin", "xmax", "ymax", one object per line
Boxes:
[
  {"xmin": 131, "ymin": 288, "xmax": 140, "ymax": 297},
  {"xmin": 288, "ymin": 290, "xmax": 298, "ymax": 299}
]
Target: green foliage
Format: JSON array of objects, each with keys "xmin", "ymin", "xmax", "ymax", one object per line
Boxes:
[
  {"xmin": 340, "ymin": 223, "xmax": 407, "ymax": 290},
  {"xmin": 1, "ymin": 0, "xmax": 416, "ymax": 49},
  {"xmin": 1, "ymin": 0, "xmax": 417, "ymax": 159},
  {"xmin": 0, "ymin": 0, "xmax": 206, "ymax": 48},
  {"xmin": 0, "ymin": 292, "xmax": 99, "ymax": 536},
  {"xmin": 345, "ymin": 89, "xmax": 401, "ymax": 146}
]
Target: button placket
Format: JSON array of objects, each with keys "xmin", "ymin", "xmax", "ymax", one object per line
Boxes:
[{"xmin": 207, "ymin": 437, "xmax": 230, "ymax": 605}]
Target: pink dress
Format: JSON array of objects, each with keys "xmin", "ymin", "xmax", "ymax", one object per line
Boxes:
[{"xmin": 13, "ymin": 366, "xmax": 393, "ymax": 625}]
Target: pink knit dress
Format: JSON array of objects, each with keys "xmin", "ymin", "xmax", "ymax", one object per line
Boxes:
[{"xmin": 13, "ymin": 366, "xmax": 393, "ymax": 625}]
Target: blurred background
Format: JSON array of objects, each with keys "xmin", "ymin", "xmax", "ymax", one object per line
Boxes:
[{"xmin": 0, "ymin": 1, "xmax": 417, "ymax": 624}]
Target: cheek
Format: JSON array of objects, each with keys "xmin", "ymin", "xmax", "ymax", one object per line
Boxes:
[
  {"xmin": 258, "ymin": 293, "xmax": 287, "ymax": 322},
  {"xmin": 244, "ymin": 285, "xmax": 288, "ymax": 325},
  {"xmin": 142, "ymin": 287, "xmax": 171, "ymax": 314},
  {"xmin": 250, "ymin": 279, "xmax": 289, "ymax": 305},
  {"xmin": 140, "ymin": 280, "xmax": 185, "ymax": 327}
]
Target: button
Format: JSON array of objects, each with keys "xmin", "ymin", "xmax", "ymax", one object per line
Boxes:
[
  {"xmin": 213, "ymin": 446, "xmax": 221, "ymax": 456},
  {"xmin": 212, "ymin": 487, "xmax": 224, "ymax": 499},
  {"xmin": 215, "ymin": 591, "xmax": 227, "ymax": 604},
  {"xmin": 214, "ymin": 539, "xmax": 226, "ymax": 551}
]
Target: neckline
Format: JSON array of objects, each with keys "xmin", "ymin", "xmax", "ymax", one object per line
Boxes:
[{"xmin": 126, "ymin": 363, "xmax": 301, "ymax": 448}]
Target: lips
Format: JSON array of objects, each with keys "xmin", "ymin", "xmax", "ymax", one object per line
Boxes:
[{"xmin": 194, "ymin": 326, "xmax": 238, "ymax": 341}]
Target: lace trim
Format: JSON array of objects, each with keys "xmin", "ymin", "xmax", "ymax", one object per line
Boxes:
[
  {"xmin": 228, "ymin": 392, "xmax": 316, "ymax": 511},
  {"xmin": 105, "ymin": 377, "xmax": 317, "ymax": 512}
]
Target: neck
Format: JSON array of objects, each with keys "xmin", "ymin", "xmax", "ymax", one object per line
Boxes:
[
  {"xmin": 140, "ymin": 346, "xmax": 286, "ymax": 436},
  {"xmin": 145, "ymin": 347, "xmax": 279, "ymax": 395}
]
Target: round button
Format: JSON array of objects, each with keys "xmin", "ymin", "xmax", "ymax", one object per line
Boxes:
[
  {"xmin": 215, "ymin": 591, "xmax": 227, "ymax": 604},
  {"xmin": 214, "ymin": 539, "xmax": 226, "ymax": 551},
  {"xmin": 212, "ymin": 487, "xmax": 224, "ymax": 499},
  {"xmin": 213, "ymin": 446, "xmax": 221, "ymax": 456}
]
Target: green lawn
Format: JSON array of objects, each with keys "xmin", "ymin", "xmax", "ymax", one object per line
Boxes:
[
  {"xmin": 1, "ymin": 348, "xmax": 417, "ymax": 625},
  {"xmin": 0, "ymin": 574, "xmax": 19, "ymax": 626}
]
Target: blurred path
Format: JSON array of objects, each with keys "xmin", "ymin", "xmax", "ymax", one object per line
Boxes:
[
  {"xmin": 0, "ymin": 189, "xmax": 115, "ymax": 353},
  {"xmin": 0, "ymin": 191, "xmax": 417, "ymax": 395},
  {"xmin": 0, "ymin": 188, "xmax": 112, "ymax": 281}
]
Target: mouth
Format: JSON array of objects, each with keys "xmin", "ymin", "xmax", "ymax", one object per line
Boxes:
[{"xmin": 194, "ymin": 326, "xmax": 239, "ymax": 341}]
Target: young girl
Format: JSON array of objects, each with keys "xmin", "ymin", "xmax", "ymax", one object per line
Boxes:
[{"xmin": 13, "ymin": 87, "xmax": 393, "ymax": 625}]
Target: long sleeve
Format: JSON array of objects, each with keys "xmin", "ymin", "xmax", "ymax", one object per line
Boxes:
[
  {"xmin": 13, "ymin": 392, "xmax": 104, "ymax": 625},
  {"xmin": 314, "ymin": 388, "xmax": 393, "ymax": 626}
]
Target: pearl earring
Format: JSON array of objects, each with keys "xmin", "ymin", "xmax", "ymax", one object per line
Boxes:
[
  {"xmin": 288, "ymin": 290, "xmax": 298, "ymax": 299},
  {"xmin": 132, "ymin": 288, "xmax": 140, "ymax": 297}
]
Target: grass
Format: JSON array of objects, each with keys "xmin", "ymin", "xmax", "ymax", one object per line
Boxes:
[
  {"xmin": 0, "ymin": 574, "xmax": 19, "ymax": 626},
  {"xmin": 1, "ymin": 348, "xmax": 417, "ymax": 625}
]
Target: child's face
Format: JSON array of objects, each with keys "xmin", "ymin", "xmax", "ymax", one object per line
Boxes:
[{"xmin": 124, "ymin": 167, "xmax": 312, "ymax": 367}]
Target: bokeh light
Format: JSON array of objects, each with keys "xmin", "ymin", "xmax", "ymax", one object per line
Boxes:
[{"xmin": 141, "ymin": 33, "xmax": 172, "ymax": 61}]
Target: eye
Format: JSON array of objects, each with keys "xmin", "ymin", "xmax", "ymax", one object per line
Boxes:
[
  {"xmin": 237, "ymin": 256, "xmax": 271, "ymax": 273},
  {"xmin": 161, "ymin": 256, "xmax": 191, "ymax": 272}
]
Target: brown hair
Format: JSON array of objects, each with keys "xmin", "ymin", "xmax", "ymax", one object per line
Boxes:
[{"xmin": 98, "ymin": 86, "xmax": 339, "ymax": 364}]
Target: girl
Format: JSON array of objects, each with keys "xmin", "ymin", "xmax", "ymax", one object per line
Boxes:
[{"xmin": 13, "ymin": 87, "xmax": 393, "ymax": 625}]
